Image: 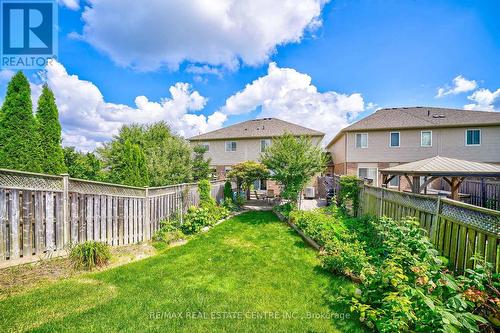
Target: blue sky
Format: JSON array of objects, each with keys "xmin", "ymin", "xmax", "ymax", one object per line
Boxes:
[{"xmin": 0, "ymin": 0, "xmax": 499, "ymax": 150}]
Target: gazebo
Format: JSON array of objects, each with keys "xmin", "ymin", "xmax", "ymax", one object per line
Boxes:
[{"xmin": 380, "ymin": 156, "xmax": 500, "ymax": 200}]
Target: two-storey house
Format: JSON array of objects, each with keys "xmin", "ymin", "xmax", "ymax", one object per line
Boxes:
[
  {"xmin": 188, "ymin": 118, "xmax": 324, "ymax": 191},
  {"xmin": 326, "ymin": 107, "xmax": 500, "ymax": 187}
]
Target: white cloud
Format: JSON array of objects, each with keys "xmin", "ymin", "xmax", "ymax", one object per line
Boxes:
[
  {"xmin": 33, "ymin": 60, "xmax": 225, "ymax": 151},
  {"xmin": 58, "ymin": 0, "xmax": 79, "ymax": 10},
  {"xmin": 0, "ymin": 69, "xmax": 15, "ymax": 82},
  {"xmin": 220, "ymin": 62, "xmax": 365, "ymax": 144},
  {"xmin": 79, "ymin": 0, "xmax": 328, "ymax": 71},
  {"xmin": 464, "ymin": 88, "xmax": 500, "ymax": 111},
  {"xmin": 436, "ymin": 75, "xmax": 477, "ymax": 97}
]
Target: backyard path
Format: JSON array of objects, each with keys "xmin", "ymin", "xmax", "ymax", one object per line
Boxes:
[{"xmin": 0, "ymin": 211, "xmax": 363, "ymax": 333}]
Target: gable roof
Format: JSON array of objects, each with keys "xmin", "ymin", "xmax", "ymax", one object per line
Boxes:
[
  {"xmin": 327, "ymin": 107, "xmax": 500, "ymax": 148},
  {"xmin": 188, "ymin": 118, "xmax": 324, "ymax": 141},
  {"xmin": 380, "ymin": 156, "xmax": 500, "ymax": 177}
]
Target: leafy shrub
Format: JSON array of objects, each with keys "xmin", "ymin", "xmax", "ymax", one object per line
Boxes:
[
  {"xmin": 338, "ymin": 175, "xmax": 361, "ymax": 216},
  {"xmin": 221, "ymin": 198, "xmax": 237, "ymax": 211},
  {"xmin": 290, "ymin": 208, "xmax": 350, "ymax": 247},
  {"xmin": 153, "ymin": 218, "xmax": 185, "ymax": 244},
  {"xmin": 274, "ymin": 202, "xmax": 296, "ymax": 219},
  {"xmin": 289, "ymin": 206, "xmax": 498, "ymax": 332},
  {"xmin": 181, "ymin": 204, "xmax": 229, "ymax": 235},
  {"xmin": 347, "ymin": 216, "xmax": 498, "ymax": 332},
  {"xmin": 234, "ymin": 192, "xmax": 246, "ymax": 207},
  {"xmin": 223, "ymin": 181, "xmax": 234, "ymax": 202},
  {"xmin": 198, "ymin": 179, "xmax": 212, "ymax": 204},
  {"xmin": 69, "ymin": 241, "xmax": 111, "ymax": 270}
]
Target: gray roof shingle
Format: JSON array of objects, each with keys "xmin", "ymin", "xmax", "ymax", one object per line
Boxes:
[
  {"xmin": 188, "ymin": 118, "xmax": 324, "ymax": 141},
  {"xmin": 327, "ymin": 106, "xmax": 500, "ymax": 147}
]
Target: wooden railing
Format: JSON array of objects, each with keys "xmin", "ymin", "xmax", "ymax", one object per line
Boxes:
[
  {"xmin": 360, "ymin": 185, "xmax": 500, "ymax": 273},
  {"xmin": 0, "ymin": 169, "xmax": 226, "ymax": 268}
]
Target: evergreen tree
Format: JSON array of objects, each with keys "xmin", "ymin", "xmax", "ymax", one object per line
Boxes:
[
  {"xmin": 108, "ymin": 139, "xmax": 149, "ymax": 187},
  {"xmin": 63, "ymin": 147, "xmax": 103, "ymax": 181},
  {"xmin": 36, "ymin": 84, "xmax": 66, "ymax": 174},
  {"xmin": 192, "ymin": 144, "xmax": 212, "ymax": 180},
  {"xmin": 0, "ymin": 71, "xmax": 42, "ymax": 172}
]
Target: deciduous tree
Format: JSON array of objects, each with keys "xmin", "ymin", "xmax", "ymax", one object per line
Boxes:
[
  {"xmin": 260, "ymin": 134, "xmax": 327, "ymax": 203},
  {"xmin": 227, "ymin": 161, "xmax": 269, "ymax": 200}
]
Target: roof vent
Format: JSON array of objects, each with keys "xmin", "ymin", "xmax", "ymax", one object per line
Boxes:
[{"xmin": 432, "ymin": 115, "xmax": 446, "ymax": 118}]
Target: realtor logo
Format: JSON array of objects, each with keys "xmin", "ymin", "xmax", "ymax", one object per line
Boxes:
[{"xmin": 1, "ymin": 0, "xmax": 57, "ymax": 69}]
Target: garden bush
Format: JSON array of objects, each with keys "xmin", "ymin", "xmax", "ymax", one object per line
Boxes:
[
  {"xmin": 338, "ymin": 175, "xmax": 361, "ymax": 216},
  {"xmin": 274, "ymin": 202, "xmax": 296, "ymax": 219},
  {"xmin": 153, "ymin": 218, "xmax": 185, "ymax": 244},
  {"xmin": 289, "ymin": 207, "xmax": 499, "ymax": 332},
  {"xmin": 69, "ymin": 241, "xmax": 111, "ymax": 270},
  {"xmin": 223, "ymin": 181, "xmax": 234, "ymax": 202}
]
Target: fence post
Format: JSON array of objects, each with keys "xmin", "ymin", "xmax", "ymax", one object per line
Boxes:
[
  {"xmin": 144, "ymin": 188, "xmax": 150, "ymax": 240},
  {"xmin": 61, "ymin": 174, "xmax": 69, "ymax": 246},
  {"xmin": 430, "ymin": 195, "xmax": 441, "ymax": 244},
  {"xmin": 379, "ymin": 188, "xmax": 385, "ymax": 217}
]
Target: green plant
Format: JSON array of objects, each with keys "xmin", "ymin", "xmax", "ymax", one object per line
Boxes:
[
  {"xmin": 0, "ymin": 71, "xmax": 42, "ymax": 172},
  {"xmin": 338, "ymin": 175, "xmax": 361, "ymax": 216},
  {"xmin": 153, "ymin": 218, "xmax": 185, "ymax": 244},
  {"xmin": 226, "ymin": 161, "xmax": 269, "ymax": 200},
  {"xmin": 235, "ymin": 192, "xmax": 246, "ymax": 207},
  {"xmin": 198, "ymin": 179, "xmax": 212, "ymax": 204},
  {"xmin": 69, "ymin": 241, "xmax": 111, "ymax": 270},
  {"xmin": 346, "ymin": 216, "xmax": 497, "ymax": 332},
  {"xmin": 260, "ymin": 134, "xmax": 327, "ymax": 204},
  {"xmin": 36, "ymin": 84, "xmax": 66, "ymax": 175},
  {"xmin": 274, "ymin": 202, "xmax": 296, "ymax": 218},
  {"xmin": 192, "ymin": 144, "xmax": 212, "ymax": 181},
  {"xmin": 223, "ymin": 181, "xmax": 233, "ymax": 202}
]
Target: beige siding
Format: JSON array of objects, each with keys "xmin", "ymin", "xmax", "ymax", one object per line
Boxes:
[
  {"xmin": 344, "ymin": 126, "xmax": 500, "ymax": 163},
  {"xmin": 191, "ymin": 136, "xmax": 323, "ymax": 166},
  {"xmin": 330, "ymin": 134, "xmax": 346, "ymax": 164}
]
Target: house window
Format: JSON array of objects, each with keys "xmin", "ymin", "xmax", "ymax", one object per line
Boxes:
[
  {"xmin": 421, "ymin": 131, "xmax": 432, "ymax": 147},
  {"xmin": 260, "ymin": 139, "xmax": 271, "ymax": 152},
  {"xmin": 225, "ymin": 141, "xmax": 237, "ymax": 152},
  {"xmin": 355, "ymin": 133, "xmax": 368, "ymax": 148},
  {"xmin": 199, "ymin": 143, "xmax": 210, "ymax": 152},
  {"xmin": 388, "ymin": 176, "xmax": 399, "ymax": 187},
  {"xmin": 390, "ymin": 132, "xmax": 400, "ymax": 147},
  {"xmin": 466, "ymin": 129, "xmax": 481, "ymax": 146},
  {"xmin": 358, "ymin": 168, "xmax": 378, "ymax": 186}
]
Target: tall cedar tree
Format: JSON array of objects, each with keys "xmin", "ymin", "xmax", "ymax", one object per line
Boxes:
[
  {"xmin": 192, "ymin": 145, "xmax": 212, "ymax": 180},
  {"xmin": 108, "ymin": 139, "xmax": 149, "ymax": 187},
  {"xmin": 0, "ymin": 72, "xmax": 42, "ymax": 172},
  {"xmin": 36, "ymin": 84, "xmax": 66, "ymax": 174}
]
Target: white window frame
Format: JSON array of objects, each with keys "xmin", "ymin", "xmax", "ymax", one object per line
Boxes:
[
  {"xmin": 465, "ymin": 129, "xmax": 481, "ymax": 146},
  {"xmin": 225, "ymin": 141, "xmax": 237, "ymax": 152},
  {"xmin": 355, "ymin": 133, "xmax": 368, "ymax": 149},
  {"xmin": 389, "ymin": 132, "xmax": 400, "ymax": 148},
  {"xmin": 260, "ymin": 139, "xmax": 271, "ymax": 152},
  {"xmin": 357, "ymin": 167, "xmax": 378, "ymax": 186},
  {"xmin": 420, "ymin": 130, "xmax": 432, "ymax": 147}
]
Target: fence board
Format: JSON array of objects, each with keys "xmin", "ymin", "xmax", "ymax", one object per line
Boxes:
[
  {"xmin": 0, "ymin": 190, "xmax": 5, "ymax": 260},
  {"xmin": 22, "ymin": 191, "xmax": 31, "ymax": 257},
  {"xmin": 45, "ymin": 192, "xmax": 54, "ymax": 253}
]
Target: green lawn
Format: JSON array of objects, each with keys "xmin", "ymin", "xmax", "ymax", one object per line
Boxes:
[{"xmin": 0, "ymin": 211, "xmax": 364, "ymax": 333}]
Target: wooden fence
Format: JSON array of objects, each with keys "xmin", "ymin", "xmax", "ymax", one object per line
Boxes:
[
  {"xmin": 439, "ymin": 178, "xmax": 500, "ymax": 211},
  {"xmin": 360, "ymin": 185, "xmax": 500, "ymax": 273},
  {"xmin": 0, "ymin": 169, "xmax": 226, "ymax": 268}
]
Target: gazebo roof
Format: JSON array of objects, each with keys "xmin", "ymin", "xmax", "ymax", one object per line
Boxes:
[{"xmin": 380, "ymin": 156, "xmax": 500, "ymax": 177}]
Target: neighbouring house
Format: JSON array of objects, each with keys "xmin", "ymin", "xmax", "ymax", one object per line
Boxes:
[
  {"xmin": 188, "ymin": 118, "xmax": 324, "ymax": 193},
  {"xmin": 326, "ymin": 107, "xmax": 500, "ymax": 188}
]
